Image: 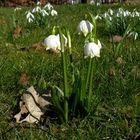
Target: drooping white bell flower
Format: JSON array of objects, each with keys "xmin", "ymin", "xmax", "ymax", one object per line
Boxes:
[
  {"xmin": 77, "ymin": 20, "xmax": 93, "ymax": 37},
  {"xmin": 26, "ymin": 11, "xmax": 35, "ymax": 23},
  {"xmin": 26, "ymin": 11, "xmax": 34, "ymax": 19},
  {"xmin": 95, "ymin": 15, "xmax": 102, "ymax": 20},
  {"xmin": 43, "ymin": 35, "xmax": 61, "ymax": 51},
  {"xmin": 84, "ymin": 40, "xmax": 102, "ymax": 58},
  {"xmin": 14, "ymin": 7, "xmax": 22, "ymax": 12},
  {"xmin": 56, "ymin": 34, "xmax": 67, "ymax": 47},
  {"xmin": 44, "ymin": 3, "xmax": 53, "ymax": 11},
  {"xmin": 128, "ymin": 31, "xmax": 138, "ymax": 40},
  {"xmin": 37, "ymin": 1, "xmax": 41, "ymax": 5},
  {"xmin": 51, "ymin": 9, "xmax": 58, "ymax": 16},
  {"xmin": 43, "ymin": 34, "xmax": 67, "ymax": 51},
  {"xmin": 32, "ymin": 6, "xmax": 41, "ymax": 13},
  {"xmin": 40, "ymin": 9, "xmax": 49, "ymax": 17},
  {"xmin": 108, "ymin": 8, "xmax": 114, "ymax": 16}
]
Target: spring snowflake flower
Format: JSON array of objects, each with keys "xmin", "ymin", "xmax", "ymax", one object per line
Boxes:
[
  {"xmin": 56, "ymin": 34, "xmax": 67, "ymax": 47},
  {"xmin": 84, "ymin": 40, "xmax": 102, "ymax": 58},
  {"xmin": 43, "ymin": 35, "xmax": 60, "ymax": 51},
  {"xmin": 26, "ymin": 11, "xmax": 35, "ymax": 23},
  {"xmin": 32, "ymin": 6, "xmax": 41, "ymax": 13},
  {"xmin": 95, "ymin": 15, "xmax": 102, "ymax": 20},
  {"xmin": 96, "ymin": 2, "xmax": 100, "ymax": 6},
  {"xmin": 108, "ymin": 8, "xmax": 113, "ymax": 16},
  {"xmin": 40, "ymin": 9, "xmax": 49, "ymax": 16},
  {"xmin": 43, "ymin": 34, "xmax": 67, "ymax": 51},
  {"xmin": 37, "ymin": 1, "xmax": 41, "ymax": 5},
  {"xmin": 14, "ymin": 7, "xmax": 22, "ymax": 12},
  {"xmin": 51, "ymin": 9, "xmax": 58, "ymax": 16},
  {"xmin": 44, "ymin": 3, "xmax": 53, "ymax": 11},
  {"xmin": 128, "ymin": 32, "xmax": 138, "ymax": 40},
  {"xmin": 77, "ymin": 20, "xmax": 93, "ymax": 37}
]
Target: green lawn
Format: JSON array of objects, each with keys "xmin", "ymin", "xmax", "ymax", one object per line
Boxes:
[{"xmin": 0, "ymin": 4, "xmax": 140, "ymax": 140}]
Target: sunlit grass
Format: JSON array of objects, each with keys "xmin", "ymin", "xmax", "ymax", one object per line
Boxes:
[{"xmin": 0, "ymin": 4, "xmax": 140, "ymax": 139}]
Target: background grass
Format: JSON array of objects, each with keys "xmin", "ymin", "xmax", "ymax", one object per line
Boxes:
[{"xmin": 0, "ymin": 4, "xmax": 140, "ymax": 139}]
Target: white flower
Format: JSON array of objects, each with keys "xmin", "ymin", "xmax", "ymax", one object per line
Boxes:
[
  {"xmin": 123, "ymin": 11, "xmax": 126, "ymax": 17},
  {"xmin": 118, "ymin": 8, "xmax": 124, "ymax": 15},
  {"xmin": 14, "ymin": 7, "xmax": 22, "ymax": 12},
  {"xmin": 108, "ymin": 8, "xmax": 113, "ymax": 16},
  {"xmin": 43, "ymin": 35, "xmax": 61, "ymax": 51},
  {"xmin": 116, "ymin": 12, "xmax": 120, "ymax": 17},
  {"xmin": 44, "ymin": 3, "xmax": 53, "ymax": 11},
  {"xmin": 26, "ymin": 11, "xmax": 35, "ymax": 23},
  {"xmin": 43, "ymin": 34, "xmax": 67, "ymax": 51},
  {"xmin": 135, "ymin": 11, "xmax": 140, "ymax": 17},
  {"xmin": 84, "ymin": 40, "xmax": 102, "ymax": 58},
  {"xmin": 128, "ymin": 31, "xmax": 138, "ymax": 40},
  {"xmin": 32, "ymin": 6, "xmax": 41, "ymax": 13},
  {"xmin": 37, "ymin": 1, "xmax": 41, "ymax": 5},
  {"xmin": 104, "ymin": 12, "xmax": 108, "ymax": 18},
  {"xmin": 56, "ymin": 34, "xmax": 67, "ymax": 47},
  {"xmin": 77, "ymin": 20, "xmax": 93, "ymax": 37},
  {"xmin": 131, "ymin": 11, "xmax": 140, "ymax": 17},
  {"xmin": 40, "ymin": 9, "xmax": 49, "ymax": 16},
  {"xmin": 51, "ymin": 9, "xmax": 57, "ymax": 16},
  {"xmin": 28, "ymin": 17, "xmax": 34, "ymax": 23},
  {"xmin": 95, "ymin": 15, "xmax": 102, "ymax": 20},
  {"xmin": 96, "ymin": 2, "xmax": 100, "ymax": 6},
  {"xmin": 125, "ymin": 10, "xmax": 131, "ymax": 16}
]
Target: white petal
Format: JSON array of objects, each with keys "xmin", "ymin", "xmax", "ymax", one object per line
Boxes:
[
  {"xmin": 84, "ymin": 42, "xmax": 101, "ymax": 58},
  {"xmin": 44, "ymin": 3, "xmax": 53, "ymax": 10},
  {"xmin": 56, "ymin": 34, "xmax": 67, "ymax": 47},
  {"xmin": 37, "ymin": 1, "xmax": 41, "ymax": 5},
  {"xmin": 43, "ymin": 35, "xmax": 60, "ymax": 50},
  {"xmin": 97, "ymin": 40, "xmax": 102, "ymax": 49},
  {"xmin": 51, "ymin": 10, "xmax": 57, "ymax": 16},
  {"xmin": 77, "ymin": 20, "xmax": 93, "ymax": 37},
  {"xmin": 41, "ymin": 9, "xmax": 49, "ymax": 16}
]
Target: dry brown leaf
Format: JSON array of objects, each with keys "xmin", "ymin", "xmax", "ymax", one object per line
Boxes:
[
  {"xmin": 0, "ymin": 19, "xmax": 6, "ymax": 25},
  {"xmin": 31, "ymin": 43, "xmax": 44, "ymax": 51},
  {"xmin": 109, "ymin": 66, "xmax": 116, "ymax": 76},
  {"xmin": 14, "ymin": 86, "xmax": 51, "ymax": 123},
  {"xmin": 18, "ymin": 71, "xmax": 29, "ymax": 86},
  {"xmin": 47, "ymin": 48, "xmax": 60, "ymax": 54},
  {"xmin": 40, "ymin": 0, "xmax": 46, "ymax": 5},
  {"xmin": 13, "ymin": 25, "xmax": 22, "ymax": 38},
  {"xmin": 116, "ymin": 57, "xmax": 125, "ymax": 65},
  {"xmin": 110, "ymin": 35, "xmax": 123, "ymax": 43}
]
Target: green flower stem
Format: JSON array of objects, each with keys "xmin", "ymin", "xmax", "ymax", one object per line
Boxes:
[
  {"xmin": 52, "ymin": 26, "xmax": 59, "ymax": 35},
  {"xmin": 88, "ymin": 58, "xmax": 94, "ymax": 111},
  {"xmin": 66, "ymin": 30, "xmax": 75, "ymax": 85},
  {"xmin": 85, "ymin": 57, "xmax": 92, "ymax": 92},
  {"xmin": 88, "ymin": 12, "xmax": 97, "ymax": 37},
  {"xmin": 62, "ymin": 52, "xmax": 69, "ymax": 123},
  {"xmin": 80, "ymin": 59, "xmax": 86, "ymax": 101},
  {"xmin": 59, "ymin": 29, "xmax": 69, "ymax": 123},
  {"xmin": 52, "ymin": 26, "xmax": 56, "ymax": 35}
]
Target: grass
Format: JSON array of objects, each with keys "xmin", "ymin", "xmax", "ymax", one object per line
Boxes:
[{"xmin": 0, "ymin": 3, "xmax": 140, "ymax": 139}]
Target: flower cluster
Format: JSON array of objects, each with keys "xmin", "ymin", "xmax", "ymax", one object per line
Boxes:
[
  {"xmin": 95, "ymin": 8, "xmax": 139, "ymax": 39},
  {"xmin": 25, "ymin": 2, "xmax": 57, "ymax": 26},
  {"xmin": 44, "ymin": 15, "xmax": 102, "ymax": 58},
  {"xmin": 77, "ymin": 18, "xmax": 102, "ymax": 58},
  {"xmin": 95, "ymin": 8, "xmax": 140, "ymax": 21}
]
